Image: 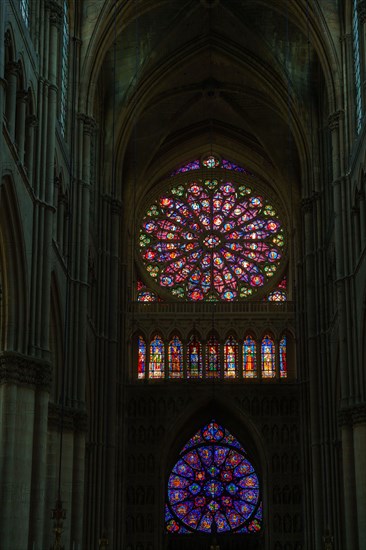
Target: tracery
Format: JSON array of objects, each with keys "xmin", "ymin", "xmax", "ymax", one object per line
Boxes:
[
  {"xmin": 138, "ymin": 156, "xmax": 286, "ymax": 302},
  {"xmin": 165, "ymin": 421, "xmax": 262, "ymax": 534}
]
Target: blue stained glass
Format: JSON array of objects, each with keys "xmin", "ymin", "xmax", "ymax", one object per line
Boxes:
[{"xmin": 166, "ymin": 421, "xmax": 262, "ymax": 534}]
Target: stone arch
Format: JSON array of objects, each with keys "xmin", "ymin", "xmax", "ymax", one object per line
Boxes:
[
  {"xmin": 0, "ymin": 176, "xmax": 28, "ymax": 352},
  {"xmin": 161, "ymin": 396, "xmax": 268, "ymax": 541},
  {"xmin": 50, "ymin": 271, "xmax": 64, "ymax": 403}
]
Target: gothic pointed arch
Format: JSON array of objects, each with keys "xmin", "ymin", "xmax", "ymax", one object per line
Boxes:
[
  {"xmin": 0, "ymin": 176, "xmax": 28, "ymax": 352},
  {"xmin": 165, "ymin": 419, "xmax": 263, "ymax": 535}
]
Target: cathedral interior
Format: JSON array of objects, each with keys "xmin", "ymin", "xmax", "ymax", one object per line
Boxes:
[{"xmin": 1, "ymin": 1, "xmax": 366, "ymax": 549}]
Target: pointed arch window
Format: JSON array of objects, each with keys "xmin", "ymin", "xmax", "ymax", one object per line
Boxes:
[
  {"xmin": 187, "ymin": 335, "xmax": 202, "ymax": 378},
  {"xmin": 243, "ymin": 336, "xmax": 257, "ymax": 378},
  {"xmin": 353, "ymin": 0, "xmax": 363, "ymax": 134},
  {"xmin": 224, "ymin": 336, "xmax": 238, "ymax": 378},
  {"xmin": 149, "ymin": 335, "xmax": 165, "ymax": 379},
  {"xmin": 168, "ymin": 335, "xmax": 183, "ymax": 379},
  {"xmin": 261, "ymin": 335, "xmax": 275, "ymax": 378},
  {"xmin": 20, "ymin": 0, "xmax": 30, "ymax": 27},
  {"xmin": 279, "ymin": 335, "xmax": 287, "ymax": 378},
  {"xmin": 206, "ymin": 335, "xmax": 220, "ymax": 378},
  {"xmin": 165, "ymin": 420, "xmax": 262, "ymax": 534},
  {"xmin": 137, "ymin": 336, "xmax": 146, "ymax": 379},
  {"xmin": 59, "ymin": 0, "xmax": 69, "ymax": 136}
]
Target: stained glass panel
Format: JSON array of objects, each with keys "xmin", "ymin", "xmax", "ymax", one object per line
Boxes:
[
  {"xmin": 243, "ymin": 336, "xmax": 257, "ymax": 378},
  {"xmin": 138, "ymin": 336, "xmax": 146, "ymax": 379},
  {"xmin": 137, "ymin": 279, "xmax": 158, "ymax": 302},
  {"xmin": 139, "ymin": 173, "xmax": 285, "ymax": 301},
  {"xmin": 261, "ymin": 335, "xmax": 275, "ymax": 378},
  {"xmin": 149, "ymin": 335, "xmax": 165, "ymax": 379},
  {"xmin": 166, "ymin": 421, "xmax": 262, "ymax": 534},
  {"xmin": 280, "ymin": 335, "xmax": 287, "ymax": 378},
  {"xmin": 206, "ymin": 335, "xmax": 220, "ymax": 378},
  {"xmin": 187, "ymin": 335, "xmax": 202, "ymax": 378},
  {"xmin": 224, "ymin": 337, "xmax": 238, "ymax": 378},
  {"xmin": 169, "ymin": 336, "xmax": 183, "ymax": 378}
]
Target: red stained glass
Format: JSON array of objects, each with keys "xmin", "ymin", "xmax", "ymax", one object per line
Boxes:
[
  {"xmin": 224, "ymin": 337, "xmax": 238, "ymax": 378},
  {"xmin": 243, "ymin": 336, "xmax": 257, "ymax": 378},
  {"xmin": 261, "ymin": 335, "xmax": 275, "ymax": 378},
  {"xmin": 149, "ymin": 335, "xmax": 165, "ymax": 379},
  {"xmin": 280, "ymin": 335, "xmax": 287, "ymax": 378},
  {"xmin": 206, "ymin": 335, "xmax": 220, "ymax": 378},
  {"xmin": 138, "ymin": 336, "xmax": 146, "ymax": 379},
  {"xmin": 139, "ymin": 174, "xmax": 285, "ymax": 301},
  {"xmin": 168, "ymin": 336, "xmax": 183, "ymax": 378}
]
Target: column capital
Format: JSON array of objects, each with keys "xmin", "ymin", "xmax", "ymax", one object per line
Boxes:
[
  {"xmin": 78, "ymin": 113, "xmax": 97, "ymax": 135},
  {"xmin": 26, "ymin": 114, "xmax": 38, "ymax": 127},
  {"xmin": 17, "ymin": 89, "xmax": 29, "ymax": 103},
  {"xmin": 5, "ymin": 60, "xmax": 21, "ymax": 77},
  {"xmin": 352, "ymin": 404, "xmax": 366, "ymax": 425},
  {"xmin": 0, "ymin": 352, "xmax": 52, "ymax": 391},
  {"xmin": 357, "ymin": 0, "xmax": 366, "ymax": 23},
  {"xmin": 328, "ymin": 110, "xmax": 343, "ymax": 131},
  {"xmin": 301, "ymin": 197, "xmax": 313, "ymax": 213},
  {"xmin": 46, "ymin": 0, "xmax": 63, "ymax": 28}
]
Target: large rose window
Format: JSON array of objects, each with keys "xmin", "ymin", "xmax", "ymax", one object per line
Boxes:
[
  {"xmin": 165, "ymin": 421, "xmax": 262, "ymax": 534},
  {"xmin": 139, "ymin": 169, "xmax": 285, "ymax": 301}
]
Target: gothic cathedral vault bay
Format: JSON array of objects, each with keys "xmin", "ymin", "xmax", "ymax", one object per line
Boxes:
[{"xmin": 1, "ymin": 1, "xmax": 366, "ymax": 549}]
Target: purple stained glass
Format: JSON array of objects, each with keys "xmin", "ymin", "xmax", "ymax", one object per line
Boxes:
[
  {"xmin": 166, "ymin": 421, "xmax": 262, "ymax": 534},
  {"xmin": 280, "ymin": 335, "xmax": 287, "ymax": 378},
  {"xmin": 139, "ymin": 176, "xmax": 285, "ymax": 301},
  {"xmin": 149, "ymin": 335, "xmax": 165, "ymax": 379}
]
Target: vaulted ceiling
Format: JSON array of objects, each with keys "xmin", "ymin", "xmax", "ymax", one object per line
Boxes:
[{"xmin": 80, "ymin": 0, "xmax": 341, "ymax": 207}]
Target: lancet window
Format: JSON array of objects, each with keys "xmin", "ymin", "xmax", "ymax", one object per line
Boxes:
[
  {"xmin": 168, "ymin": 335, "xmax": 184, "ymax": 379},
  {"xmin": 60, "ymin": 0, "xmax": 69, "ymax": 135},
  {"xmin": 149, "ymin": 335, "xmax": 164, "ymax": 379},
  {"xmin": 20, "ymin": 0, "xmax": 30, "ymax": 27},
  {"xmin": 137, "ymin": 333, "xmax": 289, "ymax": 381},
  {"xmin": 353, "ymin": 0, "xmax": 363, "ymax": 134}
]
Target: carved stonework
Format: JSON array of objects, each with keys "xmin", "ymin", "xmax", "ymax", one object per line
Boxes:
[
  {"xmin": 0, "ymin": 352, "xmax": 52, "ymax": 390},
  {"xmin": 48, "ymin": 402, "xmax": 88, "ymax": 432},
  {"xmin": 46, "ymin": 0, "xmax": 63, "ymax": 28},
  {"xmin": 5, "ymin": 60, "xmax": 20, "ymax": 77},
  {"xmin": 79, "ymin": 114, "xmax": 97, "ymax": 136},
  {"xmin": 357, "ymin": 1, "xmax": 366, "ymax": 23},
  {"xmin": 26, "ymin": 114, "xmax": 38, "ymax": 127},
  {"xmin": 352, "ymin": 404, "xmax": 366, "ymax": 425},
  {"xmin": 328, "ymin": 110, "xmax": 343, "ymax": 131}
]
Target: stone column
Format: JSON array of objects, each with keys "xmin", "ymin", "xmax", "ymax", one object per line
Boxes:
[
  {"xmin": 15, "ymin": 90, "xmax": 28, "ymax": 163},
  {"xmin": 339, "ymin": 410, "xmax": 358, "ymax": 549},
  {"xmin": 5, "ymin": 61, "xmax": 19, "ymax": 140},
  {"xmin": 357, "ymin": 1, "xmax": 366, "ymax": 110},
  {"xmin": 353, "ymin": 406, "xmax": 366, "ymax": 547},
  {"xmin": 25, "ymin": 114, "xmax": 38, "ymax": 185}
]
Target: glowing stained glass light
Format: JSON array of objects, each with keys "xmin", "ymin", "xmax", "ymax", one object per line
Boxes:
[
  {"xmin": 243, "ymin": 336, "xmax": 257, "ymax": 378},
  {"xmin": 280, "ymin": 336, "xmax": 287, "ymax": 378},
  {"xmin": 206, "ymin": 335, "xmax": 220, "ymax": 378},
  {"xmin": 138, "ymin": 336, "xmax": 146, "ymax": 379},
  {"xmin": 261, "ymin": 335, "xmax": 275, "ymax": 378},
  {"xmin": 169, "ymin": 336, "xmax": 183, "ymax": 378},
  {"xmin": 224, "ymin": 337, "xmax": 238, "ymax": 378},
  {"xmin": 139, "ymin": 177, "xmax": 284, "ymax": 301},
  {"xmin": 187, "ymin": 335, "xmax": 202, "ymax": 378},
  {"xmin": 149, "ymin": 335, "xmax": 165, "ymax": 379},
  {"xmin": 166, "ymin": 421, "xmax": 262, "ymax": 534}
]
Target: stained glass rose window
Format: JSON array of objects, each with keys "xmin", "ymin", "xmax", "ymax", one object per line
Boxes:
[
  {"xmin": 165, "ymin": 421, "xmax": 262, "ymax": 534},
  {"xmin": 139, "ymin": 163, "xmax": 285, "ymax": 301}
]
